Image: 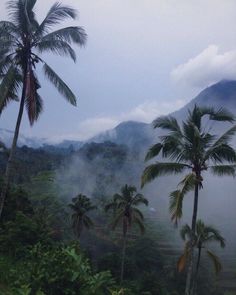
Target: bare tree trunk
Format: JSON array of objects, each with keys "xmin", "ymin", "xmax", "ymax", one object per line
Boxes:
[
  {"xmin": 0, "ymin": 85, "xmax": 26, "ymax": 219},
  {"xmin": 120, "ymin": 234, "xmax": 127, "ymax": 284},
  {"xmin": 185, "ymin": 182, "xmax": 199, "ymax": 295}
]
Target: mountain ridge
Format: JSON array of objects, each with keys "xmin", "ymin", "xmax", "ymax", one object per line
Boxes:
[{"xmin": 1, "ymin": 79, "xmax": 236, "ymax": 149}]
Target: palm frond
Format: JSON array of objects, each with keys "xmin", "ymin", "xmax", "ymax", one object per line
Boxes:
[
  {"xmin": 141, "ymin": 162, "xmax": 189, "ymax": 188},
  {"xmin": 24, "ymin": 67, "xmax": 41, "ymax": 125},
  {"xmin": 0, "ymin": 38, "xmax": 16, "ymax": 54},
  {"xmin": 0, "ymin": 20, "xmax": 19, "ymax": 35},
  {"xmin": 0, "ymin": 54, "xmax": 15, "ymax": 76},
  {"xmin": 205, "ymin": 144, "xmax": 236, "ymax": 164},
  {"xmin": 182, "ymin": 121, "xmax": 201, "ymax": 145},
  {"xmin": 145, "ymin": 143, "xmax": 163, "ymax": 161},
  {"xmin": 209, "ymin": 107, "xmax": 235, "ymax": 123},
  {"xmin": 111, "ymin": 210, "xmax": 123, "ymax": 231},
  {"xmin": 180, "ymin": 224, "xmax": 192, "ymax": 241},
  {"xmin": 206, "ymin": 250, "xmax": 222, "ymax": 274},
  {"xmin": 187, "ymin": 104, "xmax": 204, "ymax": 129},
  {"xmin": 132, "ymin": 194, "xmax": 149, "ymax": 206},
  {"xmin": 132, "ymin": 208, "xmax": 144, "ymax": 220},
  {"xmin": 178, "ymin": 173, "xmax": 197, "ymax": 194},
  {"xmin": 177, "ymin": 243, "xmax": 190, "ymax": 272},
  {"xmin": 169, "ymin": 190, "xmax": 184, "ymax": 225},
  {"xmin": 203, "ymin": 225, "xmax": 226, "ymax": 248},
  {"xmin": 43, "ymin": 63, "xmax": 76, "ymax": 105},
  {"xmin": 210, "ymin": 165, "xmax": 236, "ymax": 177},
  {"xmin": 153, "ymin": 116, "xmax": 182, "ymax": 134},
  {"xmin": 7, "ymin": 0, "xmax": 37, "ymax": 34},
  {"xmin": 190, "ymin": 105, "xmax": 235, "ymax": 123},
  {"xmin": 212, "ymin": 125, "xmax": 236, "ymax": 146},
  {"xmin": 160, "ymin": 134, "xmax": 184, "ymax": 160},
  {"xmin": 0, "ymin": 65, "xmax": 21, "ymax": 113},
  {"xmin": 34, "ymin": 92, "xmax": 43, "ymax": 121},
  {"xmin": 133, "ymin": 216, "xmax": 145, "ymax": 234},
  {"xmin": 0, "ymin": 21, "xmax": 20, "ymax": 44},
  {"xmin": 37, "ymin": 2, "xmax": 77, "ymax": 35},
  {"xmin": 177, "ymin": 253, "xmax": 187, "ymax": 273},
  {"xmin": 37, "ymin": 39, "xmax": 76, "ymax": 61},
  {"xmin": 40, "ymin": 26, "xmax": 87, "ymax": 47}
]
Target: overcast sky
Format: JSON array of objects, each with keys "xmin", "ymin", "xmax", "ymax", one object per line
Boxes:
[{"xmin": 1, "ymin": 0, "xmax": 236, "ymax": 142}]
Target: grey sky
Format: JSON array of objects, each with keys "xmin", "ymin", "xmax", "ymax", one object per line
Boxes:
[{"xmin": 1, "ymin": 0, "xmax": 236, "ymax": 141}]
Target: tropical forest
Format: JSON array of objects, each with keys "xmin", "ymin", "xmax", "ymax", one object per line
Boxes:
[{"xmin": 0, "ymin": 1, "xmax": 236, "ymax": 295}]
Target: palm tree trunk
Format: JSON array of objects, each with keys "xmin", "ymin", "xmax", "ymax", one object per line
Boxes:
[
  {"xmin": 191, "ymin": 182, "xmax": 199, "ymax": 232},
  {"xmin": 0, "ymin": 84, "xmax": 26, "ymax": 219},
  {"xmin": 120, "ymin": 234, "xmax": 127, "ymax": 284},
  {"xmin": 192, "ymin": 246, "xmax": 202, "ymax": 295},
  {"xmin": 185, "ymin": 249, "xmax": 194, "ymax": 295},
  {"xmin": 185, "ymin": 182, "xmax": 199, "ymax": 295}
]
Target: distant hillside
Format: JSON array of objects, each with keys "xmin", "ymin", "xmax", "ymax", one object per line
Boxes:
[
  {"xmin": 89, "ymin": 80, "xmax": 236, "ymax": 148},
  {"xmin": 2, "ymin": 80, "xmax": 236, "ymax": 150},
  {"xmin": 173, "ymin": 80, "xmax": 236, "ymax": 119},
  {"xmin": 89, "ymin": 121, "xmax": 155, "ymax": 151},
  {"xmin": 0, "ymin": 128, "xmax": 47, "ymax": 148}
]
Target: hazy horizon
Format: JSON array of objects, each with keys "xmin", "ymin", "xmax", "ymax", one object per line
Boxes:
[{"xmin": 1, "ymin": 0, "xmax": 236, "ymax": 141}]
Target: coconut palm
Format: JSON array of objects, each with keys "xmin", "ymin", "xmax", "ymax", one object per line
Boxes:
[
  {"xmin": 0, "ymin": 0, "xmax": 87, "ymax": 218},
  {"xmin": 105, "ymin": 184, "xmax": 148, "ymax": 284},
  {"xmin": 69, "ymin": 194, "xmax": 96, "ymax": 239},
  {"xmin": 178, "ymin": 220, "xmax": 225, "ymax": 294},
  {"xmin": 141, "ymin": 105, "xmax": 236, "ymax": 295}
]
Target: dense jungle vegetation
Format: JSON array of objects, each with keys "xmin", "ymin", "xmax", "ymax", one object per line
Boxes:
[
  {"xmin": 0, "ymin": 1, "xmax": 236, "ymax": 294},
  {"xmin": 0, "ymin": 137, "xmax": 233, "ymax": 295}
]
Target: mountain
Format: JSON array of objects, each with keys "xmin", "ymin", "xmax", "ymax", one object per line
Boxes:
[
  {"xmin": 0, "ymin": 129, "xmax": 83, "ymax": 151},
  {"xmin": 90, "ymin": 80, "xmax": 236, "ymax": 148},
  {"xmin": 89, "ymin": 121, "xmax": 155, "ymax": 151},
  {"xmin": 2, "ymin": 80, "xmax": 236, "ymax": 150},
  {"xmin": 173, "ymin": 80, "xmax": 236, "ymax": 119},
  {"xmin": 0, "ymin": 128, "xmax": 48, "ymax": 148}
]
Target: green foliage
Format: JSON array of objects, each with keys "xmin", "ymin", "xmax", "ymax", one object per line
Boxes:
[
  {"xmin": 0, "ymin": 187, "xmax": 53, "ymax": 257},
  {"xmin": 1, "ymin": 243, "xmax": 115, "ymax": 295}
]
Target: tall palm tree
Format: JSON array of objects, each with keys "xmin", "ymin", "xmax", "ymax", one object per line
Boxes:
[
  {"xmin": 178, "ymin": 220, "xmax": 225, "ymax": 294},
  {"xmin": 141, "ymin": 105, "xmax": 236, "ymax": 295},
  {"xmin": 105, "ymin": 184, "xmax": 148, "ymax": 284},
  {"xmin": 0, "ymin": 0, "xmax": 87, "ymax": 218},
  {"xmin": 69, "ymin": 194, "xmax": 96, "ymax": 239}
]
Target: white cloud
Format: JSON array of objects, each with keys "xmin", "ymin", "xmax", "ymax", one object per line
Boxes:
[
  {"xmin": 171, "ymin": 45, "xmax": 236, "ymax": 89},
  {"xmin": 49, "ymin": 99, "xmax": 186, "ymax": 142}
]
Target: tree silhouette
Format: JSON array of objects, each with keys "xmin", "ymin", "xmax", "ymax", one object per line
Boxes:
[
  {"xmin": 142, "ymin": 105, "xmax": 236, "ymax": 294},
  {"xmin": 0, "ymin": 0, "xmax": 87, "ymax": 218}
]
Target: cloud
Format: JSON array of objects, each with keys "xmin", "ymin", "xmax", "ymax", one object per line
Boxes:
[
  {"xmin": 171, "ymin": 45, "xmax": 236, "ymax": 88},
  {"xmin": 49, "ymin": 99, "xmax": 186, "ymax": 142}
]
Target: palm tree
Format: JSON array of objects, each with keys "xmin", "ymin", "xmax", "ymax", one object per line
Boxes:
[
  {"xmin": 0, "ymin": 0, "xmax": 87, "ymax": 218},
  {"xmin": 178, "ymin": 220, "xmax": 225, "ymax": 294},
  {"xmin": 105, "ymin": 184, "xmax": 148, "ymax": 284},
  {"xmin": 69, "ymin": 194, "xmax": 96, "ymax": 239},
  {"xmin": 141, "ymin": 105, "xmax": 236, "ymax": 295}
]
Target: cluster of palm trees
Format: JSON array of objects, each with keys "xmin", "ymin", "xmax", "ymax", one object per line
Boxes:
[
  {"xmin": 69, "ymin": 185, "xmax": 148, "ymax": 284},
  {"xmin": 0, "ymin": 1, "xmax": 235, "ymax": 295},
  {"xmin": 142, "ymin": 105, "xmax": 236, "ymax": 295}
]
